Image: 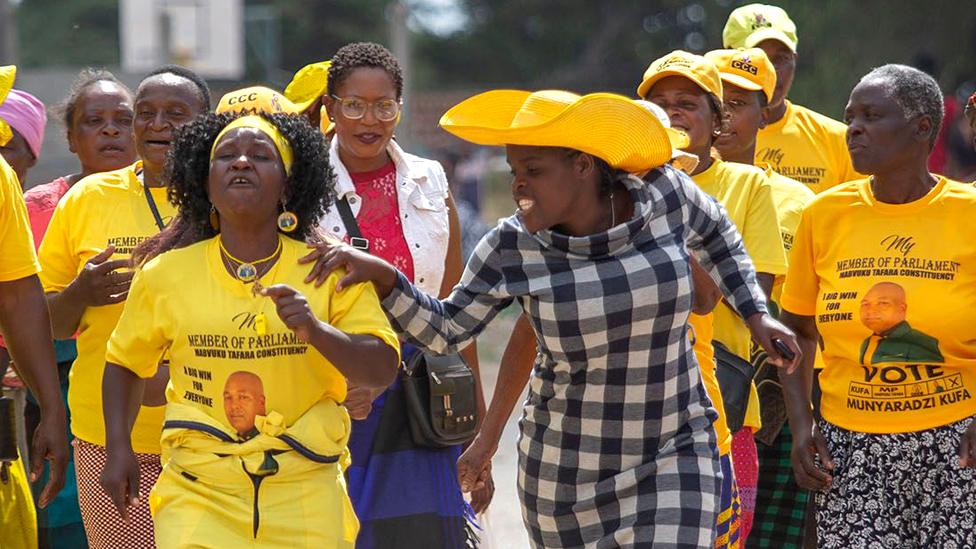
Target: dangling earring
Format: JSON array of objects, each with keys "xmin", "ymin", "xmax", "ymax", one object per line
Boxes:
[
  {"xmin": 277, "ymin": 200, "xmax": 298, "ymax": 233},
  {"xmin": 209, "ymin": 205, "xmax": 220, "ymax": 231}
]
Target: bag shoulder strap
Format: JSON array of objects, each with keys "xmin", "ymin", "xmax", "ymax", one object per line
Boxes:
[{"xmin": 335, "ymin": 197, "xmax": 369, "ymax": 251}]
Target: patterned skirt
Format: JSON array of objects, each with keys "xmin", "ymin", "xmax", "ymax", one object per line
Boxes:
[{"xmin": 74, "ymin": 438, "xmax": 161, "ymax": 549}]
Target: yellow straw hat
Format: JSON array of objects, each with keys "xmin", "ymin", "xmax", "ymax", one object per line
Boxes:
[
  {"xmin": 439, "ymin": 90, "xmax": 675, "ymax": 173},
  {"xmin": 0, "ymin": 65, "xmax": 16, "ymax": 146}
]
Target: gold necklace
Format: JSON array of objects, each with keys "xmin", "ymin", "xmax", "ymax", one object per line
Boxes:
[
  {"xmin": 218, "ymin": 236, "xmax": 282, "ymax": 283},
  {"xmin": 218, "ymin": 236, "xmax": 282, "ymax": 337}
]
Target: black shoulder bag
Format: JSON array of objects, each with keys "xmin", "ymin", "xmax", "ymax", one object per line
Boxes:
[
  {"xmin": 713, "ymin": 340, "xmax": 755, "ymax": 434},
  {"xmin": 335, "ymin": 197, "xmax": 478, "ymax": 448}
]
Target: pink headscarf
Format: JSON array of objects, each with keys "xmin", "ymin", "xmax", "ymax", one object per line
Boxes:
[{"xmin": 0, "ymin": 89, "xmax": 46, "ymax": 158}]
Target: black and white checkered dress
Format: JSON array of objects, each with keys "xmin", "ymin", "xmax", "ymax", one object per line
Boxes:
[{"xmin": 383, "ymin": 166, "xmax": 767, "ymax": 548}]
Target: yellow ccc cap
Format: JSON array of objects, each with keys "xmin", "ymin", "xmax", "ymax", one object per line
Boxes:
[
  {"xmin": 705, "ymin": 48, "xmax": 776, "ymax": 103},
  {"xmin": 723, "ymin": 3, "xmax": 798, "ymax": 53},
  {"xmin": 637, "ymin": 50, "xmax": 722, "ymax": 101},
  {"xmin": 216, "ymin": 86, "xmax": 299, "ymax": 116}
]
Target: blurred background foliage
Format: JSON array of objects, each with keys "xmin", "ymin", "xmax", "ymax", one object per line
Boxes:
[{"xmin": 12, "ymin": 0, "xmax": 976, "ymax": 119}]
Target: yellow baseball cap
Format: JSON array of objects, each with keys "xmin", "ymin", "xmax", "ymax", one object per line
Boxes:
[
  {"xmin": 723, "ymin": 4, "xmax": 798, "ymax": 53},
  {"xmin": 637, "ymin": 50, "xmax": 723, "ymax": 100},
  {"xmin": 283, "ymin": 61, "xmax": 331, "ymax": 113},
  {"xmin": 705, "ymin": 48, "xmax": 776, "ymax": 103},
  {"xmin": 215, "ymin": 86, "xmax": 299, "ymax": 116}
]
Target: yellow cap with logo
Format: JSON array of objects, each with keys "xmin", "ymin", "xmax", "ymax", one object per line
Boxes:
[
  {"xmin": 215, "ymin": 86, "xmax": 299, "ymax": 116},
  {"xmin": 637, "ymin": 50, "xmax": 723, "ymax": 100},
  {"xmin": 705, "ymin": 48, "xmax": 777, "ymax": 103},
  {"xmin": 723, "ymin": 3, "xmax": 798, "ymax": 53}
]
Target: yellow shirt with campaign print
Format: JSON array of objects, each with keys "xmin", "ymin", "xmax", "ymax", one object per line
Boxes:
[
  {"xmin": 781, "ymin": 177, "xmax": 976, "ymax": 433},
  {"xmin": 0, "ymin": 156, "xmax": 39, "ymax": 282},
  {"xmin": 106, "ymin": 237, "xmax": 399, "ymax": 440},
  {"xmin": 756, "ymin": 101, "xmax": 861, "ymax": 194},
  {"xmin": 689, "ymin": 313, "xmax": 732, "ymax": 455},
  {"xmin": 39, "ymin": 162, "xmax": 173, "ymax": 454}
]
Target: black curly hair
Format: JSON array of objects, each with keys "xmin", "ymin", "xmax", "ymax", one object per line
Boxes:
[
  {"xmin": 53, "ymin": 68, "xmax": 133, "ymax": 136},
  {"xmin": 327, "ymin": 42, "xmax": 404, "ymax": 99},
  {"xmin": 133, "ymin": 112, "xmax": 335, "ymax": 265}
]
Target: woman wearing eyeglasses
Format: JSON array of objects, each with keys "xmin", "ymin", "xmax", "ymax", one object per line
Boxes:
[{"xmin": 313, "ymin": 42, "xmax": 491, "ymax": 548}]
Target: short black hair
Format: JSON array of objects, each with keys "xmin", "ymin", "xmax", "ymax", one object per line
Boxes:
[
  {"xmin": 53, "ymin": 68, "xmax": 133, "ymax": 135},
  {"xmin": 327, "ymin": 42, "xmax": 404, "ymax": 99},
  {"xmin": 133, "ymin": 113, "xmax": 335, "ymax": 264},
  {"xmin": 141, "ymin": 64, "xmax": 212, "ymax": 110}
]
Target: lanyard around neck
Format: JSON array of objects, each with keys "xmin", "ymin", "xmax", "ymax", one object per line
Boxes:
[{"xmin": 137, "ymin": 168, "xmax": 166, "ymax": 231}]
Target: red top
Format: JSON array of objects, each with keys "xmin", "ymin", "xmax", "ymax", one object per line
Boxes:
[
  {"xmin": 24, "ymin": 177, "xmax": 71, "ymax": 248},
  {"xmin": 348, "ymin": 161, "xmax": 416, "ymax": 283}
]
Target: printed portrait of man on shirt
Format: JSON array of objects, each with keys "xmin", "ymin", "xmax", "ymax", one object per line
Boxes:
[
  {"xmin": 858, "ymin": 282, "xmax": 944, "ymax": 365},
  {"xmin": 223, "ymin": 371, "xmax": 268, "ymax": 439}
]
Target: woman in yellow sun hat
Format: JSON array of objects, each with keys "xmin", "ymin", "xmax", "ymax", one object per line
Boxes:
[{"xmin": 314, "ymin": 88, "xmax": 800, "ymax": 548}]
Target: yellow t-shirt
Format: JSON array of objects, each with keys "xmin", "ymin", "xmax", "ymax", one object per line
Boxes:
[
  {"xmin": 689, "ymin": 313, "xmax": 732, "ymax": 455},
  {"xmin": 693, "ymin": 159, "xmax": 788, "ymax": 431},
  {"xmin": 756, "ymin": 101, "xmax": 861, "ymax": 194},
  {"xmin": 106, "ymin": 237, "xmax": 400, "ymax": 438},
  {"xmin": 781, "ymin": 177, "xmax": 976, "ymax": 433},
  {"xmin": 761, "ymin": 164, "xmax": 816, "ymax": 303},
  {"xmin": 0, "ymin": 156, "xmax": 39, "ymax": 282},
  {"xmin": 38, "ymin": 162, "xmax": 174, "ymax": 453}
]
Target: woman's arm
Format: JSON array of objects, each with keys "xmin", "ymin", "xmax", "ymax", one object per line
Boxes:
[
  {"xmin": 780, "ymin": 310, "xmax": 833, "ymax": 490},
  {"xmin": 442, "ymin": 193, "xmax": 487, "ymax": 425},
  {"xmin": 458, "ymin": 314, "xmax": 536, "ymax": 491},
  {"xmin": 667, "ymin": 168, "xmax": 799, "ymax": 364},
  {"xmin": 0, "ymin": 275, "xmax": 68, "ymax": 508},
  {"xmin": 318, "ymin": 223, "xmax": 515, "ymax": 355},
  {"xmin": 689, "ymin": 254, "xmax": 721, "ymax": 315},
  {"xmin": 100, "ymin": 363, "xmax": 146, "ymax": 518},
  {"xmin": 262, "ymin": 284, "xmax": 399, "ymax": 389},
  {"xmin": 46, "ymin": 245, "xmax": 133, "ymax": 338}
]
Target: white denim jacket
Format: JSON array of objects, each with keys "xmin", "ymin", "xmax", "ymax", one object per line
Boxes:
[{"xmin": 320, "ymin": 138, "xmax": 451, "ymax": 296}]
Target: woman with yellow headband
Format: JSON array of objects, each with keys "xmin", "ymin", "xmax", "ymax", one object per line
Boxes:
[
  {"xmin": 99, "ymin": 112, "xmax": 400, "ymax": 547},
  {"xmin": 315, "ymin": 89, "xmax": 800, "ymax": 548}
]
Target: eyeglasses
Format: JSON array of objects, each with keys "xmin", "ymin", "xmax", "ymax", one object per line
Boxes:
[{"xmin": 330, "ymin": 95, "xmax": 401, "ymax": 122}]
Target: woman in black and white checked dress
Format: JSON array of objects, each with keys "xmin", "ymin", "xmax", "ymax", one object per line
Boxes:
[{"xmin": 317, "ymin": 91, "xmax": 799, "ymax": 548}]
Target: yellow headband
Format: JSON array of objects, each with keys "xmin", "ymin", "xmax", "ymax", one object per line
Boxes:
[{"xmin": 210, "ymin": 115, "xmax": 294, "ymax": 176}]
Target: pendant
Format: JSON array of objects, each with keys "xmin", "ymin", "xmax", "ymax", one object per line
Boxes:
[
  {"xmin": 277, "ymin": 211, "xmax": 298, "ymax": 233},
  {"xmin": 236, "ymin": 263, "xmax": 257, "ymax": 282},
  {"xmin": 255, "ymin": 312, "xmax": 267, "ymax": 336},
  {"xmin": 251, "ymin": 280, "xmax": 265, "ymax": 297}
]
